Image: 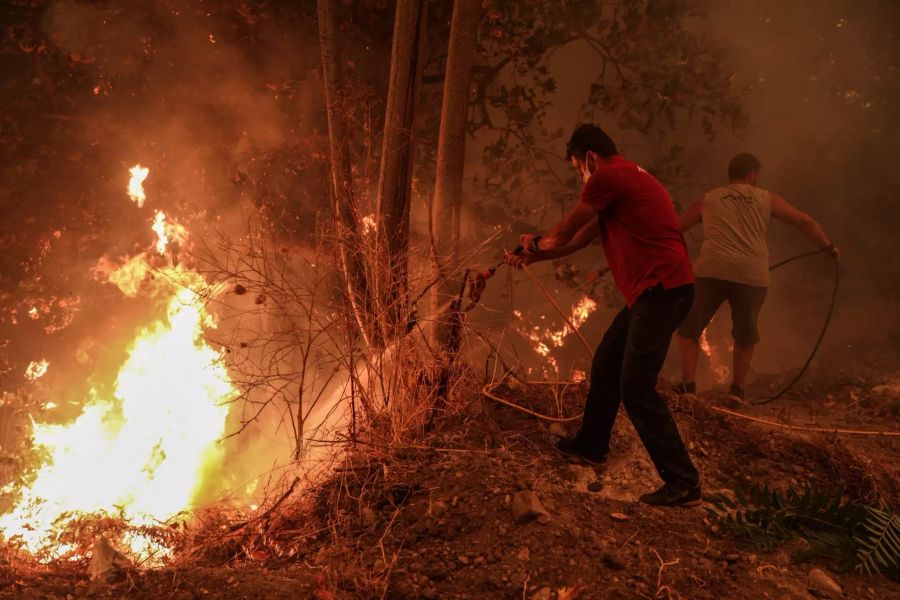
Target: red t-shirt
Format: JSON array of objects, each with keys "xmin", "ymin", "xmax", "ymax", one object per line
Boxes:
[{"xmin": 580, "ymin": 155, "xmax": 694, "ymax": 306}]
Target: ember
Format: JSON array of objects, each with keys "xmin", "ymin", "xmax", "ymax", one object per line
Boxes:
[{"xmin": 24, "ymin": 359, "xmax": 49, "ymax": 381}]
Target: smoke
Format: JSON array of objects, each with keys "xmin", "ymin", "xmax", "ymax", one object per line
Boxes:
[
  {"xmin": 464, "ymin": 1, "xmax": 900, "ymax": 384},
  {"xmin": 0, "ymin": 0, "xmax": 340, "ymax": 514},
  {"xmin": 42, "ymin": 0, "xmax": 317, "ymax": 216},
  {"xmin": 690, "ymin": 0, "xmax": 900, "ymax": 373}
]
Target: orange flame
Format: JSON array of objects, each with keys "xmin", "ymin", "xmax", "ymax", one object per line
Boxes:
[
  {"xmin": 128, "ymin": 165, "xmax": 149, "ymax": 207},
  {"xmin": 361, "ymin": 214, "xmax": 377, "ymax": 236},
  {"xmin": 151, "ymin": 211, "xmax": 187, "ymax": 256},
  {"xmin": 0, "ymin": 275, "xmax": 233, "ymax": 559},
  {"xmin": 547, "ymin": 297, "xmax": 596, "ymax": 347},
  {"xmin": 152, "ymin": 211, "xmax": 168, "ymax": 254},
  {"xmin": 700, "ymin": 329, "xmax": 730, "ymax": 383},
  {"xmin": 24, "ymin": 359, "xmax": 49, "ymax": 381},
  {"xmin": 519, "ymin": 295, "xmax": 598, "ymax": 375},
  {"xmin": 0, "ymin": 166, "xmax": 232, "ymax": 561},
  {"xmin": 107, "ymin": 254, "xmax": 151, "ymax": 297}
]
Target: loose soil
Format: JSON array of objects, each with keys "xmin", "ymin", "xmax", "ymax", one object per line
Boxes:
[{"xmin": 2, "ymin": 357, "xmax": 899, "ymax": 599}]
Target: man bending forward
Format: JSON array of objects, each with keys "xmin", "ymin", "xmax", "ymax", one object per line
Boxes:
[{"xmin": 509, "ymin": 124, "xmax": 701, "ymax": 507}]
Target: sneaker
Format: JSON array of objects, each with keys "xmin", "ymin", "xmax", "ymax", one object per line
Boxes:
[
  {"xmin": 639, "ymin": 482, "xmax": 702, "ymax": 507},
  {"xmin": 556, "ymin": 437, "xmax": 607, "ymax": 466},
  {"xmin": 671, "ymin": 381, "xmax": 696, "ymax": 396},
  {"xmin": 727, "ymin": 384, "xmax": 745, "ymax": 402}
]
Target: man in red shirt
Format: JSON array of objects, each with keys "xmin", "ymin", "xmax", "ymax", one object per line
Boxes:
[{"xmin": 509, "ymin": 124, "xmax": 700, "ymax": 506}]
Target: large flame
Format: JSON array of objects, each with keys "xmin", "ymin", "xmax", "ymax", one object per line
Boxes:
[{"xmin": 0, "ymin": 166, "xmax": 234, "ymax": 560}]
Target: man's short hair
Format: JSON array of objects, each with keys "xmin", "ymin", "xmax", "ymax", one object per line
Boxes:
[
  {"xmin": 728, "ymin": 153, "xmax": 761, "ymax": 180},
  {"xmin": 566, "ymin": 124, "xmax": 618, "ymax": 161}
]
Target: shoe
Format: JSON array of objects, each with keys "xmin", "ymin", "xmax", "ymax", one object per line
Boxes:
[
  {"xmin": 671, "ymin": 381, "xmax": 696, "ymax": 396},
  {"xmin": 727, "ymin": 384, "xmax": 745, "ymax": 402},
  {"xmin": 556, "ymin": 437, "xmax": 607, "ymax": 466},
  {"xmin": 639, "ymin": 482, "xmax": 702, "ymax": 507}
]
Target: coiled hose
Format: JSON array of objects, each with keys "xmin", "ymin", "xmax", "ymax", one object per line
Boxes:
[{"xmin": 752, "ymin": 250, "xmax": 840, "ymax": 404}]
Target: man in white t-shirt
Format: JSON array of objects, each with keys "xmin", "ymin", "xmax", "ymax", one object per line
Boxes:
[{"xmin": 674, "ymin": 153, "xmax": 839, "ymax": 400}]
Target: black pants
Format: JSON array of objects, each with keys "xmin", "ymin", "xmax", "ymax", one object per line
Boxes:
[{"xmin": 576, "ymin": 283, "xmax": 699, "ymax": 487}]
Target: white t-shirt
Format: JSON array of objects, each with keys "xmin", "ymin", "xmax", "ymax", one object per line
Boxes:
[{"xmin": 693, "ymin": 183, "xmax": 772, "ymax": 287}]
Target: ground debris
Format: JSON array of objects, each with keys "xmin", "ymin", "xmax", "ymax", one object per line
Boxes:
[{"xmin": 5, "ymin": 360, "xmax": 900, "ymax": 599}]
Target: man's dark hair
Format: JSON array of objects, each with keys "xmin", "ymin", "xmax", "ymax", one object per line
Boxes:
[
  {"xmin": 728, "ymin": 153, "xmax": 762, "ymax": 180},
  {"xmin": 566, "ymin": 124, "xmax": 618, "ymax": 161}
]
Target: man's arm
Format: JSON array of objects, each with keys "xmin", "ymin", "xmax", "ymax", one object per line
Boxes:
[
  {"xmin": 770, "ymin": 193, "xmax": 839, "ymax": 257},
  {"xmin": 507, "ymin": 218, "xmax": 600, "ymax": 268},
  {"xmin": 520, "ymin": 201, "xmax": 598, "ymax": 256},
  {"xmin": 679, "ymin": 196, "xmax": 704, "ymax": 231}
]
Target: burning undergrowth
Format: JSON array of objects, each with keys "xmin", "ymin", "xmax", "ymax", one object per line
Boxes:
[
  {"xmin": 513, "ymin": 295, "xmax": 598, "ymax": 377},
  {"xmin": 0, "ymin": 166, "xmax": 236, "ymax": 564},
  {"xmin": 0, "ymin": 166, "xmax": 482, "ymax": 570}
]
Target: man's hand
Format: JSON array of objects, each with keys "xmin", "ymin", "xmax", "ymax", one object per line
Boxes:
[
  {"xmin": 822, "ymin": 243, "xmax": 841, "ymax": 260},
  {"xmin": 504, "ymin": 250, "xmax": 536, "ymax": 270}
]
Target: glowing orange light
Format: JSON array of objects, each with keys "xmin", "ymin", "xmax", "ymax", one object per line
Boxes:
[
  {"xmin": 361, "ymin": 214, "xmax": 377, "ymax": 236},
  {"xmin": 25, "ymin": 359, "xmax": 49, "ymax": 381},
  {"xmin": 128, "ymin": 165, "xmax": 149, "ymax": 207},
  {"xmin": 0, "ymin": 166, "xmax": 232, "ymax": 561},
  {"xmin": 519, "ymin": 295, "xmax": 598, "ymax": 377},
  {"xmin": 0, "ymin": 280, "xmax": 233, "ymax": 559},
  {"xmin": 700, "ymin": 329, "xmax": 730, "ymax": 383},
  {"xmin": 152, "ymin": 211, "xmax": 168, "ymax": 254},
  {"xmin": 151, "ymin": 211, "xmax": 187, "ymax": 256}
]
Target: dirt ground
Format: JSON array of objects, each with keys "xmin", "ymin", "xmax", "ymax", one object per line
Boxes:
[{"xmin": 1, "ymin": 356, "xmax": 899, "ymax": 599}]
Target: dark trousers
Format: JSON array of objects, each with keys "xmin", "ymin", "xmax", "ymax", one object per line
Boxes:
[{"xmin": 577, "ymin": 283, "xmax": 699, "ymax": 487}]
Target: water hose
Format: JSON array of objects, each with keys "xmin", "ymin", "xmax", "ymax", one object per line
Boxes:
[
  {"xmin": 483, "ymin": 249, "xmax": 900, "ymax": 437},
  {"xmin": 753, "ymin": 250, "xmax": 840, "ymax": 404}
]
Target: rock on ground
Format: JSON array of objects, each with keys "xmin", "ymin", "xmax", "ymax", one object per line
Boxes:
[
  {"xmin": 511, "ymin": 490, "xmax": 549, "ymax": 525},
  {"xmin": 808, "ymin": 568, "xmax": 843, "ymax": 598}
]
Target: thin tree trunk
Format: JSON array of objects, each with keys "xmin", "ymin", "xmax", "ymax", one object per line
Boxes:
[
  {"xmin": 431, "ymin": 0, "xmax": 481, "ymax": 349},
  {"xmin": 317, "ymin": 0, "xmax": 376, "ymax": 347},
  {"xmin": 375, "ymin": 0, "xmax": 428, "ymax": 337}
]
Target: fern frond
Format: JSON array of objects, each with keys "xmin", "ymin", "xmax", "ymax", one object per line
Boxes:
[
  {"xmin": 854, "ymin": 506, "xmax": 900, "ymax": 577},
  {"xmin": 712, "ymin": 484, "xmax": 899, "ymax": 578}
]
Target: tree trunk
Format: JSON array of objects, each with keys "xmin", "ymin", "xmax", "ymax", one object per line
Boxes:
[
  {"xmin": 375, "ymin": 0, "xmax": 428, "ymax": 338},
  {"xmin": 317, "ymin": 0, "xmax": 376, "ymax": 348},
  {"xmin": 431, "ymin": 0, "xmax": 481, "ymax": 349}
]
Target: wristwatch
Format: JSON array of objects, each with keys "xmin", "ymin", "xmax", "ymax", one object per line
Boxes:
[{"xmin": 529, "ymin": 235, "xmax": 543, "ymax": 253}]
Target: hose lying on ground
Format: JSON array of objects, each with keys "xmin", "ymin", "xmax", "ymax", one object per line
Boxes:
[{"xmin": 482, "ymin": 380, "xmax": 900, "ymax": 437}]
